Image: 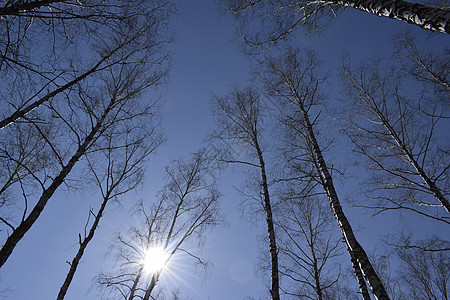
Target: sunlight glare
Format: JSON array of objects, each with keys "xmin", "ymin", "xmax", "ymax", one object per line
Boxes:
[{"xmin": 143, "ymin": 246, "xmax": 169, "ymax": 274}]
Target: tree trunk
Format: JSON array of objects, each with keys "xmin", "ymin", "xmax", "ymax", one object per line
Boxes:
[
  {"xmin": 298, "ymin": 102, "xmax": 390, "ymax": 299},
  {"xmin": 0, "ymin": 0, "xmax": 61, "ymax": 16},
  {"xmin": 255, "ymin": 141, "xmax": 280, "ymax": 300},
  {"xmin": 143, "ymin": 270, "xmax": 161, "ymax": 300},
  {"xmin": 349, "ymin": 247, "xmax": 372, "ymax": 300},
  {"xmin": 56, "ymin": 191, "xmax": 111, "ymax": 300},
  {"xmin": 0, "ymin": 48, "xmax": 117, "ymax": 130},
  {"xmin": 376, "ymin": 111, "xmax": 450, "ymax": 213},
  {"xmin": 333, "ymin": 0, "xmax": 450, "ymax": 33},
  {"xmin": 128, "ymin": 265, "xmax": 145, "ymax": 300},
  {"xmin": 311, "ymin": 250, "xmax": 323, "ymax": 300},
  {"xmin": 0, "ymin": 101, "xmax": 113, "ymax": 269}
]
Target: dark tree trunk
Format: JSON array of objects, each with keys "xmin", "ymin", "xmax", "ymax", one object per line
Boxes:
[
  {"xmin": 143, "ymin": 271, "xmax": 160, "ymax": 300},
  {"xmin": 0, "ymin": 49, "xmax": 117, "ymax": 130},
  {"xmin": 255, "ymin": 141, "xmax": 280, "ymax": 300},
  {"xmin": 0, "ymin": 1, "xmax": 61, "ymax": 16},
  {"xmin": 128, "ymin": 265, "xmax": 145, "ymax": 300},
  {"xmin": 0, "ymin": 101, "xmax": 113, "ymax": 269},
  {"xmin": 311, "ymin": 248, "xmax": 323, "ymax": 300},
  {"xmin": 56, "ymin": 191, "xmax": 111, "ymax": 300}
]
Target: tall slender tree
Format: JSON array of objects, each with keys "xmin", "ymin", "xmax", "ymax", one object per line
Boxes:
[
  {"xmin": 212, "ymin": 87, "xmax": 280, "ymax": 300},
  {"xmin": 262, "ymin": 48, "xmax": 389, "ymax": 299},
  {"xmin": 0, "ymin": 4, "xmax": 171, "ymax": 266},
  {"xmin": 56, "ymin": 109, "xmax": 164, "ymax": 300},
  {"xmin": 341, "ymin": 52, "xmax": 449, "ymax": 220}
]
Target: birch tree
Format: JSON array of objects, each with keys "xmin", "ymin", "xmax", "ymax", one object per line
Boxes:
[
  {"xmin": 97, "ymin": 150, "xmax": 223, "ymax": 300},
  {"xmin": 0, "ymin": 0, "xmax": 174, "ymax": 128},
  {"xmin": 56, "ymin": 110, "xmax": 164, "ymax": 300},
  {"xmin": 223, "ymin": 0, "xmax": 449, "ymax": 51},
  {"xmin": 396, "ymin": 237, "xmax": 449, "ymax": 299},
  {"xmin": 394, "ymin": 32, "xmax": 449, "ymax": 93},
  {"xmin": 212, "ymin": 87, "xmax": 281, "ymax": 300},
  {"xmin": 0, "ymin": 2, "xmax": 172, "ymax": 267},
  {"xmin": 275, "ymin": 185, "xmax": 345, "ymax": 299},
  {"xmin": 0, "ymin": 0, "xmax": 175, "ymax": 73},
  {"xmin": 341, "ymin": 51, "xmax": 449, "ymax": 222},
  {"xmin": 262, "ymin": 48, "xmax": 389, "ymax": 299}
]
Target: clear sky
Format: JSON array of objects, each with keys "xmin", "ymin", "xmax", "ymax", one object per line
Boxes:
[{"xmin": 0, "ymin": 1, "xmax": 448, "ymax": 300}]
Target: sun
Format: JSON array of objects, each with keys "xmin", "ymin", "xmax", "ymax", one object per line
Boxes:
[{"xmin": 143, "ymin": 246, "xmax": 170, "ymax": 274}]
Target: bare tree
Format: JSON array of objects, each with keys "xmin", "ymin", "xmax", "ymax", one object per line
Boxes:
[
  {"xmin": 212, "ymin": 86, "xmax": 281, "ymax": 300},
  {"xmin": 394, "ymin": 32, "xmax": 449, "ymax": 93},
  {"xmin": 0, "ymin": 0, "xmax": 175, "ymax": 129},
  {"xmin": 274, "ymin": 183, "xmax": 344, "ymax": 299},
  {"xmin": 0, "ymin": 31, "xmax": 145, "ymax": 130},
  {"xmin": 223, "ymin": 0, "xmax": 449, "ymax": 51},
  {"xmin": 97, "ymin": 150, "xmax": 223, "ymax": 300},
  {"xmin": 0, "ymin": 3, "xmax": 172, "ymax": 266},
  {"xmin": 56, "ymin": 109, "xmax": 164, "ymax": 299},
  {"xmin": 341, "ymin": 51, "xmax": 449, "ymax": 222},
  {"xmin": 395, "ymin": 237, "xmax": 449, "ymax": 299},
  {"xmin": 0, "ymin": 1, "xmax": 175, "ymax": 71},
  {"xmin": 262, "ymin": 48, "xmax": 389, "ymax": 299}
]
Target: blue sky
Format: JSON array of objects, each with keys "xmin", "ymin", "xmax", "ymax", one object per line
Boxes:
[{"xmin": 0, "ymin": 1, "xmax": 448, "ymax": 300}]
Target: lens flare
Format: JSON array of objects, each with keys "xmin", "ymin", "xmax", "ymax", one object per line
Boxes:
[{"xmin": 143, "ymin": 246, "xmax": 169, "ymax": 274}]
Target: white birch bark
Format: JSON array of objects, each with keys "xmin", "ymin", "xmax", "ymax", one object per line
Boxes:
[{"xmin": 334, "ymin": 0, "xmax": 449, "ymax": 33}]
